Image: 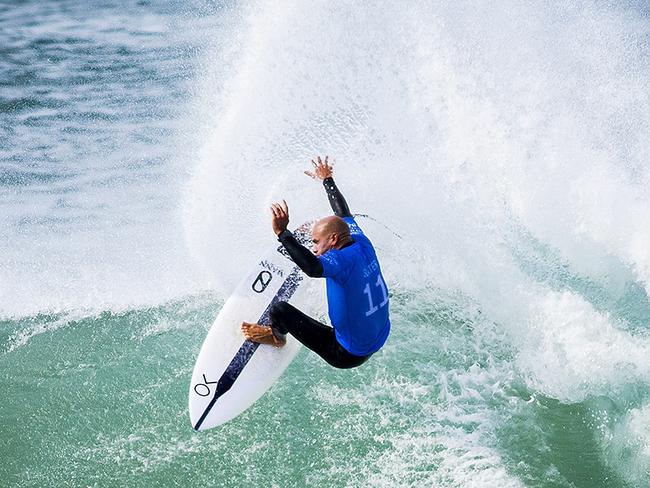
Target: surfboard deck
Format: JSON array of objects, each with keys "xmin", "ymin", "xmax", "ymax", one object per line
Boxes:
[{"xmin": 188, "ymin": 222, "xmax": 319, "ymax": 431}]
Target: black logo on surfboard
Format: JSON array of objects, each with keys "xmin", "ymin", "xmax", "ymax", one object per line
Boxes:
[
  {"xmin": 194, "ymin": 374, "xmax": 217, "ymax": 397},
  {"xmin": 251, "ymin": 271, "xmax": 272, "ymax": 293}
]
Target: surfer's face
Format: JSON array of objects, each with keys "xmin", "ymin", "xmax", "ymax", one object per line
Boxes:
[{"xmin": 311, "ymin": 225, "xmax": 336, "ymax": 257}]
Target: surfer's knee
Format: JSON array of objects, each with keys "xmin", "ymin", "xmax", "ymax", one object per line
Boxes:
[
  {"xmin": 270, "ymin": 301, "xmax": 292, "ymax": 320},
  {"xmin": 270, "ymin": 301, "xmax": 294, "ymax": 334}
]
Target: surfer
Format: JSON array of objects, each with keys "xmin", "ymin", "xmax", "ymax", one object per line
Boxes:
[{"xmin": 242, "ymin": 156, "xmax": 391, "ymax": 368}]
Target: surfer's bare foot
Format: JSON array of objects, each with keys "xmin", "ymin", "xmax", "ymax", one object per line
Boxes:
[{"xmin": 241, "ymin": 322, "xmax": 286, "ymax": 347}]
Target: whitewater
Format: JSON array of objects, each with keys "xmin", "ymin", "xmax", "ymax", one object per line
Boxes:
[{"xmin": 1, "ymin": 1, "xmax": 649, "ymax": 486}]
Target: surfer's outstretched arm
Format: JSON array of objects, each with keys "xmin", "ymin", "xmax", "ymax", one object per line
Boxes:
[
  {"xmin": 271, "ymin": 200, "xmax": 324, "ymax": 278},
  {"xmin": 304, "ymin": 156, "xmax": 352, "ymax": 218},
  {"xmin": 278, "ymin": 230, "xmax": 323, "ymax": 277},
  {"xmin": 323, "ymin": 177, "xmax": 352, "ymax": 218}
]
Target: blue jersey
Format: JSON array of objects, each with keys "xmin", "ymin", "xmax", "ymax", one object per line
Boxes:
[{"xmin": 318, "ymin": 217, "xmax": 390, "ymax": 356}]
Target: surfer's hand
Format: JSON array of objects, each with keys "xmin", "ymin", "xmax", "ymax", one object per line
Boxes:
[
  {"xmin": 271, "ymin": 200, "xmax": 289, "ymax": 236},
  {"xmin": 304, "ymin": 155, "xmax": 333, "ymax": 180}
]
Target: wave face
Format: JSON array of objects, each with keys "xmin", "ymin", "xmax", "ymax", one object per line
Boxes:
[{"xmin": 2, "ymin": 0, "xmax": 650, "ymax": 486}]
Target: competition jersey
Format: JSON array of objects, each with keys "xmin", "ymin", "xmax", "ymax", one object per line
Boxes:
[{"xmin": 318, "ymin": 217, "xmax": 391, "ymax": 356}]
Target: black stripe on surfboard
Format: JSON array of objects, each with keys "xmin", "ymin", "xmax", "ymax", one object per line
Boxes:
[{"xmin": 193, "ymin": 267, "xmax": 304, "ymax": 431}]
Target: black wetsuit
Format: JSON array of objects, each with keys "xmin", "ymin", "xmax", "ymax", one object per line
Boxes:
[{"xmin": 271, "ymin": 178, "xmax": 371, "ymax": 369}]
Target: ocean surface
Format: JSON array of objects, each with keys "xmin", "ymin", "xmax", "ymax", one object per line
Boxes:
[{"xmin": 2, "ymin": 1, "xmax": 650, "ymax": 486}]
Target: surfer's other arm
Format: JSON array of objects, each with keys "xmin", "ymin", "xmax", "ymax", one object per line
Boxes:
[
  {"xmin": 304, "ymin": 155, "xmax": 352, "ymax": 218},
  {"xmin": 271, "ymin": 200, "xmax": 324, "ymax": 277}
]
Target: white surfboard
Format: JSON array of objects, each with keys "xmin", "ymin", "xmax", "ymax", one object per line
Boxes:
[{"xmin": 188, "ymin": 222, "xmax": 321, "ymax": 431}]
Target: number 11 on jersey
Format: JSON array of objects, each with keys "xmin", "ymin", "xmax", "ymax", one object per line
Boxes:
[{"xmin": 364, "ymin": 275, "xmax": 389, "ymax": 317}]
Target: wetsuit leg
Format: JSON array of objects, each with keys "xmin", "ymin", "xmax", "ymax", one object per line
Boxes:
[{"xmin": 270, "ymin": 301, "xmax": 370, "ymax": 369}]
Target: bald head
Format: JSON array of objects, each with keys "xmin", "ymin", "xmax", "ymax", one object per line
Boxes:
[
  {"xmin": 311, "ymin": 216, "xmax": 353, "ymax": 256},
  {"xmin": 314, "ymin": 215, "xmax": 350, "ymax": 236}
]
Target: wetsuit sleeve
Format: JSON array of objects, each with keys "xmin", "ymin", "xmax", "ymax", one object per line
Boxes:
[
  {"xmin": 278, "ymin": 230, "xmax": 323, "ymax": 278},
  {"xmin": 323, "ymin": 177, "xmax": 352, "ymax": 218}
]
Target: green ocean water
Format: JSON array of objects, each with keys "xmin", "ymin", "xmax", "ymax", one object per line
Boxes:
[
  {"xmin": 2, "ymin": 0, "xmax": 650, "ymax": 486},
  {"xmin": 2, "ymin": 290, "xmax": 644, "ymax": 487}
]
